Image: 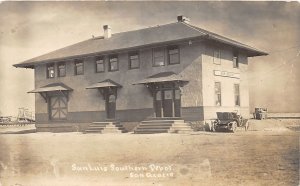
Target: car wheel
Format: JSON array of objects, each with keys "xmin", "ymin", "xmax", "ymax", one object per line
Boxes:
[{"xmin": 231, "ymin": 121, "xmax": 237, "ymax": 133}]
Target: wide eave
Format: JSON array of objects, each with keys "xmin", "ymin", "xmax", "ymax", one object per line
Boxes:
[{"xmin": 14, "ymin": 22, "xmax": 268, "ymax": 68}]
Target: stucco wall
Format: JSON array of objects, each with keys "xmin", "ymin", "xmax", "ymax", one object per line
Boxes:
[
  {"xmin": 201, "ymin": 43, "xmax": 250, "ymax": 119},
  {"xmin": 34, "ymin": 40, "xmax": 204, "ymax": 123}
]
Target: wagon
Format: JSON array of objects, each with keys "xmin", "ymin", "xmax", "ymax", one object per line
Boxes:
[{"xmin": 213, "ymin": 112, "xmax": 249, "ymax": 132}]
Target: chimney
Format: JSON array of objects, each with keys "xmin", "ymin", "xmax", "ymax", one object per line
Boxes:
[
  {"xmin": 103, "ymin": 25, "xmax": 111, "ymax": 39},
  {"xmin": 177, "ymin": 15, "xmax": 190, "ymax": 24}
]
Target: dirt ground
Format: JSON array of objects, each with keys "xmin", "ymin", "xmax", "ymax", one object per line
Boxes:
[{"xmin": 0, "ymin": 120, "xmax": 299, "ymax": 186}]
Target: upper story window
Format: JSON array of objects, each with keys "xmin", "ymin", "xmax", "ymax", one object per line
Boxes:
[
  {"xmin": 129, "ymin": 52, "xmax": 140, "ymax": 69},
  {"xmin": 74, "ymin": 60, "xmax": 84, "ymax": 75},
  {"xmin": 153, "ymin": 48, "xmax": 165, "ymax": 66},
  {"xmin": 95, "ymin": 57, "xmax": 105, "ymax": 73},
  {"xmin": 213, "ymin": 49, "xmax": 221, "ymax": 65},
  {"xmin": 46, "ymin": 63, "xmax": 55, "ymax": 78},
  {"xmin": 168, "ymin": 46, "xmax": 180, "ymax": 65},
  {"xmin": 215, "ymin": 82, "xmax": 222, "ymax": 106},
  {"xmin": 233, "ymin": 53, "xmax": 239, "ymax": 68},
  {"xmin": 57, "ymin": 62, "xmax": 66, "ymax": 77},
  {"xmin": 109, "ymin": 55, "xmax": 118, "ymax": 71},
  {"xmin": 234, "ymin": 84, "xmax": 240, "ymax": 106}
]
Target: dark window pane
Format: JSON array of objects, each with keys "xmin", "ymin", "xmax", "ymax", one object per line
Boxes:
[
  {"xmin": 75, "ymin": 61, "xmax": 83, "ymax": 75},
  {"xmin": 58, "ymin": 63, "xmax": 66, "ymax": 77},
  {"xmin": 129, "ymin": 53, "xmax": 139, "ymax": 69},
  {"xmin": 168, "ymin": 47, "xmax": 180, "ymax": 64},
  {"xmin": 215, "ymin": 82, "xmax": 221, "ymax": 106},
  {"xmin": 233, "ymin": 56, "xmax": 239, "ymax": 68},
  {"xmin": 96, "ymin": 59, "xmax": 104, "ymax": 72},
  {"xmin": 109, "ymin": 56, "xmax": 118, "ymax": 71},
  {"xmin": 213, "ymin": 50, "xmax": 221, "ymax": 65},
  {"xmin": 234, "ymin": 84, "xmax": 240, "ymax": 106},
  {"xmin": 153, "ymin": 48, "xmax": 165, "ymax": 66}
]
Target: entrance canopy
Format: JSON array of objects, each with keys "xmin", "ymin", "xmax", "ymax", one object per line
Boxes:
[
  {"xmin": 86, "ymin": 79, "xmax": 122, "ymax": 89},
  {"xmin": 133, "ymin": 71, "xmax": 189, "ymax": 85},
  {"xmin": 86, "ymin": 79, "xmax": 122, "ymax": 100},
  {"xmin": 28, "ymin": 83, "xmax": 72, "ymax": 103},
  {"xmin": 28, "ymin": 83, "xmax": 73, "ymax": 93}
]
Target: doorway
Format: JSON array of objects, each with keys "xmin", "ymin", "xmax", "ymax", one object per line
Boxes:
[
  {"xmin": 48, "ymin": 94, "xmax": 68, "ymax": 120},
  {"xmin": 106, "ymin": 94, "xmax": 116, "ymax": 119},
  {"xmin": 154, "ymin": 88, "xmax": 181, "ymax": 118}
]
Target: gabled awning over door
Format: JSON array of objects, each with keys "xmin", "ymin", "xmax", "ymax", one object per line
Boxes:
[
  {"xmin": 86, "ymin": 79, "xmax": 122, "ymax": 89},
  {"xmin": 132, "ymin": 71, "xmax": 189, "ymax": 85},
  {"xmin": 28, "ymin": 83, "xmax": 73, "ymax": 93},
  {"xmin": 28, "ymin": 83, "xmax": 72, "ymax": 103},
  {"xmin": 86, "ymin": 79, "xmax": 122, "ymax": 100}
]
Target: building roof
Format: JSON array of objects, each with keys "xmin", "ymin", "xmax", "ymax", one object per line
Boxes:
[
  {"xmin": 86, "ymin": 79, "xmax": 122, "ymax": 89},
  {"xmin": 133, "ymin": 71, "xmax": 188, "ymax": 85},
  {"xmin": 14, "ymin": 21, "xmax": 268, "ymax": 68},
  {"xmin": 28, "ymin": 83, "xmax": 73, "ymax": 93}
]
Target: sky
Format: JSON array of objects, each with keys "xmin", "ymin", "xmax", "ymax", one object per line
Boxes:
[{"xmin": 0, "ymin": 1, "xmax": 299, "ymax": 116}]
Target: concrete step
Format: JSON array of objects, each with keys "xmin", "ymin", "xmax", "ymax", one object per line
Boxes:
[
  {"xmin": 134, "ymin": 129, "xmax": 169, "ymax": 134},
  {"xmin": 141, "ymin": 120, "xmax": 185, "ymax": 124},
  {"xmin": 145, "ymin": 117, "xmax": 183, "ymax": 121},
  {"xmin": 171, "ymin": 123, "xmax": 191, "ymax": 127},
  {"xmin": 136, "ymin": 126, "xmax": 171, "ymax": 130},
  {"xmin": 134, "ymin": 119, "xmax": 193, "ymax": 134},
  {"xmin": 87, "ymin": 127, "xmax": 106, "ymax": 130},
  {"xmin": 138, "ymin": 123, "xmax": 173, "ymax": 127},
  {"xmin": 85, "ymin": 121, "xmax": 126, "ymax": 134}
]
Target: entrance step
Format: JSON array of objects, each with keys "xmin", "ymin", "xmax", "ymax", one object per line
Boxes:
[
  {"xmin": 145, "ymin": 117, "xmax": 183, "ymax": 121},
  {"xmin": 134, "ymin": 119, "xmax": 193, "ymax": 134},
  {"xmin": 84, "ymin": 121, "xmax": 126, "ymax": 134}
]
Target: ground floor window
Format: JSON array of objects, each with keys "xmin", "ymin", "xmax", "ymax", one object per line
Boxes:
[
  {"xmin": 48, "ymin": 94, "xmax": 68, "ymax": 120},
  {"xmin": 215, "ymin": 82, "xmax": 222, "ymax": 106},
  {"xmin": 234, "ymin": 84, "xmax": 240, "ymax": 106}
]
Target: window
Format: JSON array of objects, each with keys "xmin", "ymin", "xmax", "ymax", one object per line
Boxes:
[
  {"xmin": 95, "ymin": 57, "xmax": 105, "ymax": 73},
  {"xmin": 57, "ymin": 62, "xmax": 66, "ymax": 77},
  {"xmin": 168, "ymin": 46, "xmax": 180, "ymax": 65},
  {"xmin": 213, "ymin": 49, "xmax": 221, "ymax": 65},
  {"xmin": 234, "ymin": 84, "xmax": 240, "ymax": 106},
  {"xmin": 109, "ymin": 55, "xmax": 118, "ymax": 71},
  {"xmin": 74, "ymin": 60, "xmax": 84, "ymax": 75},
  {"xmin": 153, "ymin": 48, "xmax": 165, "ymax": 66},
  {"xmin": 46, "ymin": 63, "xmax": 55, "ymax": 78},
  {"xmin": 233, "ymin": 53, "xmax": 239, "ymax": 68},
  {"xmin": 129, "ymin": 52, "xmax": 139, "ymax": 69},
  {"xmin": 215, "ymin": 82, "xmax": 222, "ymax": 106}
]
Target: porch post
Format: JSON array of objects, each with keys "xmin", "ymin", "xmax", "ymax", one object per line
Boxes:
[{"xmin": 159, "ymin": 84, "xmax": 163, "ymax": 118}]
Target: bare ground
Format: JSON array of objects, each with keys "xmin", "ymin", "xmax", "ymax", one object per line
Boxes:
[{"xmin": 0, "ymin": 120, "xmax": 299, "ymax": 186}]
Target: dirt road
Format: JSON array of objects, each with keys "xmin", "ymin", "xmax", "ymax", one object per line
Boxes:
[{"xmin": 0, "ymin": 127, "xmax": 299, "ymax": 185}]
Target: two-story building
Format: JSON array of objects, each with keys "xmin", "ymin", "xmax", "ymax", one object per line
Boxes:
[{"xmin": 13, "ymin": 16, "xmax": 267, "ymax": 133}]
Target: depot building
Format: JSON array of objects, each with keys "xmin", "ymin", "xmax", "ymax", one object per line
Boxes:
[{"xmin": 13, "ymin": 16, "xmax": 267, "ymax": 132}]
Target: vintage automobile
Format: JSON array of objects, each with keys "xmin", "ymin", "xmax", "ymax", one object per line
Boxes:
[
  {"xmin": 213, "ymin": 112, "xmax": 249, "ymax": 132},
  {"xmin": 253, "ymin": 108, "xmax": 268, "ymax": 120}
]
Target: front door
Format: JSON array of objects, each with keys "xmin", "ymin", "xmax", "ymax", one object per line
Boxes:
[
  {"xmin": 162, "ymin": 90, "xmax": 173, "ymax": 117},
  {"xmin": 106, "ymin": 94, "xmax": 116, "ymax": 119},
  {"xmin": 174, "ymin": 89, "xmax": 181, "ymax": 117},
  {"xmin": 49, "ymin": 94, "xmax": 67, "ymax": 120},
  {"xmin": 154, "ymin": 88, "xmax": 181, "ymax": 118},
  {"xmin": 154, "ymin": 91, "xmax": 162, "ymax": 117}
]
